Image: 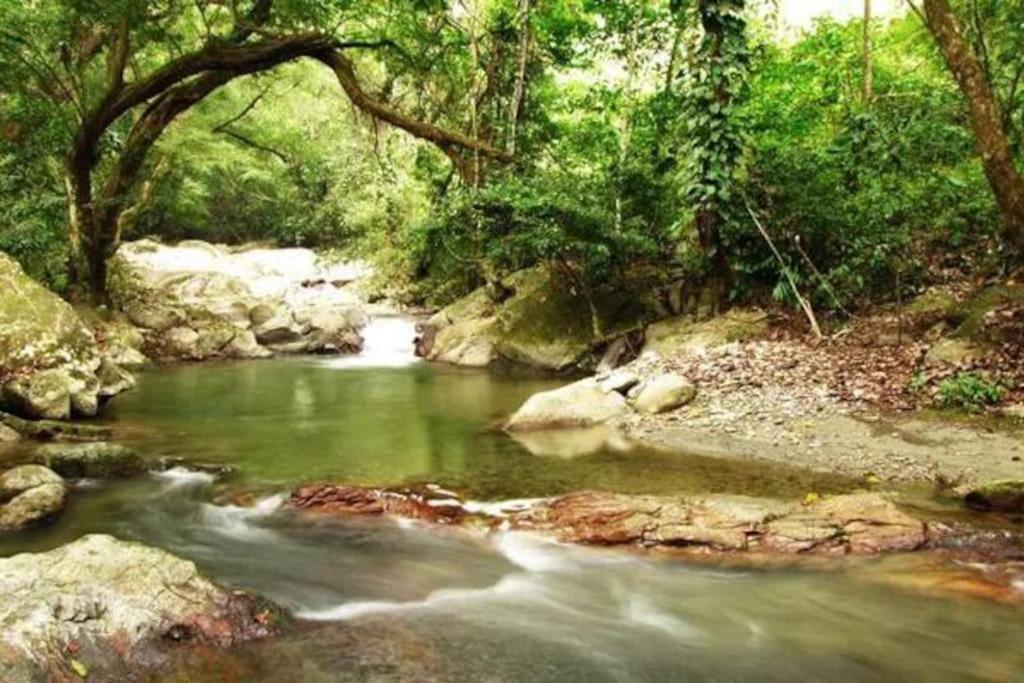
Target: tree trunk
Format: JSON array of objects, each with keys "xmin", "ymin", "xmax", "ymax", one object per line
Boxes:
[
  {"xmin": 508, "ymin": 0, "xmax": 531, "ymax": 156},
  {"xmin": 696, "ymin": 0, "xmax": 735, "ymax": 307},
  {"xmin": 919, "ymin": 0, "xmax": 1024, "ymax": 253}
]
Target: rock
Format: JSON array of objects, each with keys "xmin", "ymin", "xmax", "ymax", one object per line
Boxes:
[
  {"xmin": 287, "ymin": 484, "xmax": 466, "ymax": 524},
  {"xmin": 0, "ymin": 422, "xmax": 19, "ymax": 442},
  {"xmin": 97, "ymin": 358, "xmax": 136, "ymax": 398},
  {"xmin": 0, "ymin": 535, "xmax": 281, "ymax": 678},
  {"xmin": 0, "ymin": 411, "xmax": 112, "ymax": 442},
  {"xmin": 642, "ymin": 309, "xmax": 768, "ymax": 356},
  {"xmin": 599, "ymin": 370, "xmax": 640, "ymax": 395},
  {"xmin": 224, "ymin": 328, "xmax": 273, "ymax": 359},
  {"xmin": 97, "ymin": 318, "xmax": 150, "ymax": 369},
  {"xmin": 2, "ymin": 367, "xmax": 77, "ymax": 421},
  {"xmin": 0, "ymin": 464, "xmax": 63, "ymax": 501},
  {"xmin": 108, "ymin": 240, "xmax": 368, "ymax": 361},
  {"xmin": 633, "ymin": 373, "xmax": 697, "ymax": 414},
  {"xmin": 1000, "ymin": 403, "xmax": 1024, "ymax": 421},
  {"xmin": 765, "ymin": 493, "xmax": 926, "ymax": 554},
  {"xmin": 35, "ymin": 442, "xmax": 145, "ymax": 478},
  {"xmin": 512, "ymin": 491, "xmax": 925, "ymax": 554},
  {"xmin": 0, "ymin": 482, "xmax": 67, "ymax": 531},
  {"xmin": 505, "ymin": 378, "xmax": 629, "ymax": 431},
  {"xmin": 0, "ymin": 465, "xmax": 67, "ymax": 531},
  {"xmin": 924, "ymin": 338, "xmax": 984, "ymax": 367},
  {"xmin": 0, "ymin": 251, "xmax": 133, "ymax": 419},
  {"xmin": 965, "ymin": 481, "xmax": 1024, "ymax": 513},
  {"xmin": 419, "ymin": 266, "xmax": 653, "ymax": 371}
]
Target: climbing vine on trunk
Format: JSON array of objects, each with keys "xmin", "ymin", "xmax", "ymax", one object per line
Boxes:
[{"xmin": 673, "ymin": 0, "xmax": 749, "ymax": 307}]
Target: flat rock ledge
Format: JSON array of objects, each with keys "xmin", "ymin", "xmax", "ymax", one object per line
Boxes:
[
  {"xmin": 0, "ymin": 535, "xmax": 281, "ymax": 680},
  {"xmin": 287, "ymin": 485, "xmax": 925, "ymax": 555}
]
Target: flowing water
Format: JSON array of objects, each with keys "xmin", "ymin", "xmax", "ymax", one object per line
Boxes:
[{"xmin": 2, "ymin": 316, "xmax": 1023, "ymax": 681}]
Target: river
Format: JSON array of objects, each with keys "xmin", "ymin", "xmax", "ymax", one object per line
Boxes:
[{"xmin": 1, "ymin": 317, "xmax": 1022, "ymax": 681}]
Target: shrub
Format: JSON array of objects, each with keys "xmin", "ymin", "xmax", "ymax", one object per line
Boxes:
[{"xmin": 935, "ymin": 372, "xmax": 1005, "ymax": 411}]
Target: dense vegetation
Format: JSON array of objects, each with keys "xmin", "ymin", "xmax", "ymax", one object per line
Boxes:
[{"xmin": 1, "ymin": 0, "xmax": 1023, "ymax": 315}]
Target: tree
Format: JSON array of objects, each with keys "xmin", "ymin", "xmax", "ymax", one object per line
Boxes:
[
  {"xmin": 675, "ymin": 0, "xmax": 749, "ymax": 307},
  {"xmin": 910, "ymin": 0, "xmax": 1024, "ymax": 254},
  {"xmin": 6, "ymin": 0, "xmax": 512, "ymax": 300}
]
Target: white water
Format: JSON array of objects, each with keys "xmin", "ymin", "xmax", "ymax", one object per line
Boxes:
[{"xmin": 323, "ymin": 316, "xmax": 419, "ymax": 369}]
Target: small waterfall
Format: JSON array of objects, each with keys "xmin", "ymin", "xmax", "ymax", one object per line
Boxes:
[{"xmin": 325, "ymin": 316, "xmax": 419, "ymax": 368}]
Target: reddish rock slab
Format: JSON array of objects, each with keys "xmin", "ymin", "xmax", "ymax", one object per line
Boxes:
[{"xmin": 287, "ymin": 484, "xmax": 467, "ymax": 524}]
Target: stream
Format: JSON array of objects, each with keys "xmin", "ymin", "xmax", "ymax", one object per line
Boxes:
[{"xmin": 2, "ymin": 317, "xmax": 1023, "ymax": 681}]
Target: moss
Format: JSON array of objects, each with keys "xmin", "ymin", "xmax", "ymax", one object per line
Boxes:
[
  {"xmin": 965, "ymin": 480, "xmax": 1024, "ymax": 513},
  {"xmin": 494, "ymin": 267, "xmax": 652, "ymax": 370},
  {"xmin": 644, "ymin": 309, "xmax": 769, "ymax": 356},
  {"xmin": 951, "ymin": 284, "xmax": 1024, "ymax": 343}
]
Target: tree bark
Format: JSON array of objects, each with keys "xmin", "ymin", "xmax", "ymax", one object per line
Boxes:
[
  {"xmin": 696, "ymin": 0, "xmax": 734, "ymax": 308},
  {"xmin": 918, "ymin": 0, "xmax": 1024, "ymax": 253},
  {"xmin": 508, "ymin": 0, "xmax": 531, "ymax": 156}
]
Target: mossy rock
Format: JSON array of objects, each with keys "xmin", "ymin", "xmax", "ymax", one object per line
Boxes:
[
  {"xmin": 643, "ymin": 309, "xmax": 769, "ymax": 356},
  {"xmin": 0, "ymin": 252, "xmax": 96, "ymax": 378},
  {"xmin": 950, "ymin": 284, "xmax": 1024, "ymax": 344},
  {"xmin": 965, "ymin": 481, "xmax": 1024, "ymax": 513},
  {"xmin": 494, "ymin": 267, "xmax": 652, "ymax": 371},
  {"xmin": 34, "ymin": 442, "xmax": 145, "ymax": 479},
  {"xmin": 0, "ymin": 411, "xmax": 112, "ymax": 442}
]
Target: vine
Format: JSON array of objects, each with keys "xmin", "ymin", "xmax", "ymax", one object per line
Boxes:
[{"xmin": 673, "ymin": 0, "xmax": 750, "ymax": 304}]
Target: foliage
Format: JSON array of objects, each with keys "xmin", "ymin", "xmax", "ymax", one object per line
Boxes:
[
  {"xmin": 0, "ymin": 1, "xmax": 1021, "ymax": 315},
  {"xmin": 935, "ymin": 371, "xmax": 1005, "ymax": 411}
]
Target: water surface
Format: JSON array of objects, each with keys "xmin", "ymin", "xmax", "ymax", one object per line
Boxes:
[{"xmin": 1, "ymin": 319, "xmax": 1021, "ymax": 681}]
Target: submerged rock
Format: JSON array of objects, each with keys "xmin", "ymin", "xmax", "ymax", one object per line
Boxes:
[
  {"xmin": 0, "ymin": 535, "xmax": 281, "ymax": 679},
  {"xmin": 0, "ymin": 465, "xmax": 66, "ymax": 531},
  {"xmin": 505, "ymin": 378, "xmax": 629, "ymax": 431},
  {"xmin": 0, "ymin": 251, "xmax": 133, "ymax": 420},
  {"xmin": 965, "ymin": 481, "xmax": 1024, "ymax": 513},
  {"xmin": 0, "ymin": 411, "xmax": 112, "ymax": 442},
  {"xmin": 107, "ymin": 240, "xmax": 368, "ymax": 361},
  {"xmin": 34, "ymin": 441, "xmax": 145, "ymax": 478},
  {"xmin": 632, "ymin": 373, "xmax": 697, "ymax": 414}
]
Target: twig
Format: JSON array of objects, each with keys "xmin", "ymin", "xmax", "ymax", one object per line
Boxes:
[{"xmin": 747, "ymin": 204, "xmax": 823, "ymax": 339}]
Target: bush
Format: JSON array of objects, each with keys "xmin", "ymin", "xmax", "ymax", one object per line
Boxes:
[{"xmin": 935, "ymin": 372, "xmax": 1005, "ymax": 411}]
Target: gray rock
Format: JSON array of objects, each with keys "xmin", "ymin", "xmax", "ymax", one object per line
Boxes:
[
  {"xmin": 633, "ymin": 373, "xmax": 697, "ymax": 414},
  {"xmin": 599, "ymin": 370, "xmax": 640, "ymax": 395},
  {"xmin": 108, "ymin": 240, "xmax": 368, "ymax": 360},
  {"xmin": 0, "ymin": 421, "xmax": 21, "ymax": 442},
  {"xmin": 0, "ymin": 483, "xmax": 67, "ymax": 531},
  {"xmin": 35, "ymin": 442, "xmax": 145, "ymax": 478},
  {"xmin": 97, "ymin": 358, "xmax": 137, "ymax": 398},
  {"xmin": 0, "ymin": 464, "xmax": 63, "ymax": 501},
  {"xmin": 0, "ymin": 535, "xmax": 281, "ymax": 677},
  {"xmin": 506, "ymin": 378, "xmax": 629, "ymax": 431},
  {"xmin": 0, "ymin": 251, "xmax": 133, "ymax": 419}
]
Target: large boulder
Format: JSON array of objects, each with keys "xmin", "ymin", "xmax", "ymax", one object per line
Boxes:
[
  {"xmin": 0, "ymin": 465, "xmax": 67, "ymax": 531},
  {"xmin": 107, "ymin": 240, "xmax": 368, "ymax": 361},
  {"xmin": 419, "ymin": 266, "xmax": 652, "ymax": 371},
  {"xmin": 642, "ymin": 308, "xmax": 769, "ymax": 356},
  {"xmin": 34, "ymin": 442, "xmax": 145, "ymax": 478},
  {"xmin": 0, "ymin": 252, "xmax": 134, "ymax": 419},
  {"xmin": 0, "ymin": 535, "xmax": 281, "ymax": 679},
  {"xmin": 505, "ymin": 378, "xmax": 629, "ymax": 431}
]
